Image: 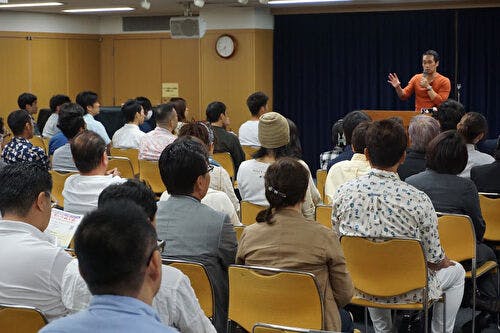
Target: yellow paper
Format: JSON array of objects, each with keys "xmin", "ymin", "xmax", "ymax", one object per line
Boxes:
[{"xmin": 162, "ymin": 82, "xmax": 179, "ymax": 98}]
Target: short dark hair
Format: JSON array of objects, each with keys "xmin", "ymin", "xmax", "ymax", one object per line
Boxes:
[
  {"xmin": 17, "ymin": 93, "xmax": 37, "ymax": 109},
  {"xmin": 74, "ymin": 201, "xmax": 157, "ymax": 295},
  {"xmin": 287, "ymin": 118, "xmax": 302, "ymax": 159},
  {"xmin": 49, "ymin": 94, "xmax": 71, "ymax": 113},
  {"xmin": 159, "ymin": 137, "xmax": 209, "ymax": 195},
  {"xmin": 351, "ymin": 121, "xmax": 370, "ymax": 153},
  {"xmin": 366, "ymin": 119, "xmax": 407, "ymax": 168},
  {"xmin": 7, "ymin": 109, "xmax": 31, "ymax": 136},
  {"xmin": 57, "ymin": 103, "xmax": 85, "ymax": 140},
  {"xmin": 457, "ymin": 112, "xmax": 488, "ymax": 144},
  {"xmin": 156, "ymin": 102, "xmax": 176, "ymax": 123},
  {"xmin": 98, "ymin": 180, "xmax": 157, "ymax": 221},
  {"xmin": 178, "ymin": 121, "xmax": 213, "ymax": 147},
  {"xmin": 423, "ymin": 49, "xmax": 440, "ymax": 62},
  {"xmin": 71, "ymin": 131, "xmax": 106, "ymax": 173},
  {"xmin": 246, "ymin": 92, "xmax": 268, "ymax": 116},
  {"xmin": 136, "ymin": 96, "xmax": 153, "ymax": 112},
  {"xmin": 206, "ymin": 101, "xmax": 226, "ymax": 123},
  {"xmin": 0, "ymin": 163, "xmax": 52, "ymax": 217},
  {"xmin": 170, "ymin": 97, "xmax": 187, "ymax": 122},
  {"xmin": 256, "ymin": 158, "xmax": 309, "ymax": 224},
  {"xmin": 342, "ymin": 110, "xmax": 371, "ymax": 145},
  {"xmin": 76, "ymin": 91, "xmax": 98, "ymax": 114},
  {"xmin": 121, "ymin": 99, "xmax": 143, "ymax": 123},
  {"xmin": 435, "ymin": 99, "xmax": 465, "ymax": 131},
  {"xmin": 426, "ymin": 130, "xmax": 467, "ymax": 175}
]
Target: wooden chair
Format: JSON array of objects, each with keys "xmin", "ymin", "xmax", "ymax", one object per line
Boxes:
[
  {"xmin": 228, "ymin": 265, "xmax": 324, "ymax": 333},
  {"xmin": 437, "ymin": 213, "xmax": 499, "ymax": 333},
  {"xmin": 30, "ymin": 135, "xmax": 47, "ymax": 155},
  {"xmin": 163, "ymin": 259, "xmax": 215, "ymax": 322},
  {"xmin": 108, "ymin": 156, "xmax": 135, "ymax": 179},
  {"xmin": 240, "ymin": 201, "xmax": 267, "ymax": 226},
  {"xmin": 110, "ymin": 147, "xmax": 139, "ymax": 176},
  {"xmin": 213, "ymin": 152, "xmax": 235, "ymax": 181},
  {"xmin": 316, "ymin": 169, "xmax": 327, "ymax": 204},
  {"xmin": 314, "ymin": 205, "xmax": 332, "ymax": 229},
  {"xmin": 479, "ymin": 193, "xmax": 500, "ymax": 249},
  {"xmin": 242, "ymin": 145, "xmax": 259, "ymax": 160},
  {"xmin": 49, "ymin": 170, "xmax": 76, "ymax": 208},
  {"xmin": 139, "ymin": 159, "xmax": 166, "ymax": 194},
  {"xmin": 234, "ymin": 225, "xmax": 245, "ymax": 242},
  {"xmin": 341, "ymin": 236, "xmax": 444, "ymax": 333},
  {"xmin": 0, "ymin": 303, "xmax": 48, "ymax": 333},
  {"xmin": 253, "ymin": 323, "xmax": 341, "ymax": 333}
]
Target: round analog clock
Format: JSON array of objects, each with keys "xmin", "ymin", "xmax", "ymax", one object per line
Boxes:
[{"xmin": 215, "ymin": 34, "xmax": 236, "ymax": 58}]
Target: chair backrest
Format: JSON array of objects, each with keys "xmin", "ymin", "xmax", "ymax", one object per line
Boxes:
[
  {"xmin": 110, "ymin": 147, "xmax": 139, "ymax": 175},
  {"xmin": 437, "ymin": 213, "xmax": 476, "ymax": 262},
  {"xmin": 139, "ymin": 159, "xmax": 166, "ymax": 194},
  {"xmin": 478, "ymin": 193, "xmax": 500, "ymax": 242},
  {"xmin": 49, "ymin": 170, "xmax": 76, "ymax": 208},
  {"xmin": 315, "ymin": 205, "xmax": 332, "ymax": 229},
  {"xmin": 0, "ymin": 303, "xmax": 48, "ymax": 333},
  {"xmin": 108, "ymin": 156, "xmax": 135, "ymax": 179},
  {"xmin": 228, "ymin": 265, "xmax": 324, "ymax": 332},
  {"xmin": 163, "ymin": 259, "xmax": 215, "ymax": 319},
  {"xmin": 341, "ymin": 236, "xmax": 427, "ymax": 297},
  {"xmin": 213, "ymin": 152, "xmax": 235, "ymax": 180},
  {"xmin": 316, "ymin": 169, "xmax": 327, "ymax": 204},
  {"xmin": 234, "ymin": 225, "xmax": 245, "ymax": 241},
  {"xmin": 29, "ymin": 135, "xmax": 47, "ymax": 155},
  {"xmin": 240, "ymin": 201, "xmax": 267, "ymax": 226},
  {"xmin": 242, "ymin": 146, "xmax": 259, "ymax": 160}
]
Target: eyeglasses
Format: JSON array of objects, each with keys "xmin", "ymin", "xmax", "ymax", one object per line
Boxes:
[
  {"xmin": 206, "ymin": 164, "xmax": 214, "ymax": 174},
  {"xmin": 46, "ymin": 192, "xmax": 59, "ymax": 209},
  {"xmin": 146, "ymin": 240, "xmax": 165, "ymax": 266}
]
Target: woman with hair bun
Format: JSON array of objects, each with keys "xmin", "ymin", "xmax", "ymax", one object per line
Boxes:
[{"xmin": 236, "ymin": 157, "xmax": 354, "ymax": 332}]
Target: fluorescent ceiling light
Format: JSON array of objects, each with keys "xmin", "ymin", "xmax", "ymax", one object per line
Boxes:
[
  {"xmin": 63, "ymin": 7, "xmax": 135, "ymax": 13},
  {"xmin": 0, "ymin": 2, "xmax": 63, "ymax": 8},
  {"xmin": 269, "ymin": 0, "xmax": 349, "ymax": 4}
]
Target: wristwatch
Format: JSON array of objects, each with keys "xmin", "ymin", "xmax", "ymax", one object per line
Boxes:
[{"xmin": 426, "ymin": 85, "xmax": 432, "ymax": 91}]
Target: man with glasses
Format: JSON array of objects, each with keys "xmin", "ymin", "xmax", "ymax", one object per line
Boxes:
[
  {"xmin": 41, "ymin": 200, "xmax": 177, "ymax": 333},
  {"xmin": 156, "ymin": 137, "xmax": 237, "ymax": 333},
  {"xmin": 0, "ymin": 163, "xmax": 73, "ymax": 321}
]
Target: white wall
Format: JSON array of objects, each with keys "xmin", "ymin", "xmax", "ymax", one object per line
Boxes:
[{"xmin": 0, "ymin": 12, "xmax": 100, "ymax": 34}]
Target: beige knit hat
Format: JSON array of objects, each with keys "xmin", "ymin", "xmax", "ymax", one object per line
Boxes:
[{"xmin": 258, "ymin": 112, "xmax": 290, "ymax": 149}]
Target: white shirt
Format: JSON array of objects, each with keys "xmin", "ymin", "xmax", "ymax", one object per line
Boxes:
[
  {"xmin": 459, "ymin": 144, "xmax": 495, "ymax": 178},
  {"xmin": 0, "ymin": 220, "xmax": 73, "ymax": 321},
  {"xmin": 238, "ymin": 120, "xmax": 260, "ymax": 146},
  {"xmin": 209, "ymin": 165, "xmax": 240, "ymax": 213},
  {"xmin": 63, "ymin": 174, "xmax": 126, "ymax": 215},
  {"xmin": 83, "ymin": 114, "xmax": 111, "ymax": 145},
  {"xmin": 62, "ymin": 260, "xmax": 216, "ymax": 333},
  {"xmin": 112, "ymin": 123, "xmax": 146, "ymax": 149},
  {"xmin": 42, "ymin": 113, "xmax": 60, "ymax": 138},
  {"xmin": 161, "ymin": 188, "xmax": 242, "ymax": 226},
  {"xmin": 52, "ymin": 143, "xmax": 78, "ymax": 172}
]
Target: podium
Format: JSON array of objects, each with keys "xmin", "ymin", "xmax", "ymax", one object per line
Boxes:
[{"xmin": 362, "ymin": 110, "xmax": 419, "ymax": 129}]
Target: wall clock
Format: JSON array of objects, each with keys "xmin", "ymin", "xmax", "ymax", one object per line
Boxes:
[{"xmin": 215, "ymin": 34, "xmax": 236, "ymax": 58}]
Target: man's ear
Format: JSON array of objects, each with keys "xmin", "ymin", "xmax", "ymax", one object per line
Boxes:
[
  {"xmin": 35, "ymin": 192, "xmax": 47, "ymax": 212},
  {"xmin": 147, "ymin": 250, "xmax": 162, "ymax": 284}
]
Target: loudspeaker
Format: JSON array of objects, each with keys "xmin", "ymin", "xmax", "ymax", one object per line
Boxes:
[{"xmin": 170, "ymin": 17, "xmax": 206, "ymax": 39}]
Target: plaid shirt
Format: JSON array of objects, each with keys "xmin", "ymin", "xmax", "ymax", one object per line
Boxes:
[
  {"xmin": 1, "ymin": 136, "xmax": 49, "ymax": 170},
  {"xmin": 319, "ymin": 147, "xmax": 342, "ymax": 170}
]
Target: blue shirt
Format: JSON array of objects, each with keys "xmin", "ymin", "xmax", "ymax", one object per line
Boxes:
[
  {"xmin": 40, "ymin": 295, "xmax": 178, "ymax": 333},
  {"xmin": 84, "ymin": 114, "xmax": 111, "ymax": 145},
  {"xmin": 49, "ymin": 132, "xmax": 68, "ymax": 155}
]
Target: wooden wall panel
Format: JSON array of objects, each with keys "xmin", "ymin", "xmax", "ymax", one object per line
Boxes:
[
  {"xmin": 100, "ymin": 37, "xmax": 114, "ymax": 105},
  {"xmin": 67, "ymin": 38, "xmax": 101, "ymax": 101},
  {"xmin": 161, "ymin": 39, "xmax": 201, "ymax": 120},
  {"xmin": 113, "ymin": 38, "xmax": 162, "ymax": 106}
]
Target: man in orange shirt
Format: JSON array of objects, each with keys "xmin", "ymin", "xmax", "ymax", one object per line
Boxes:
[{"xmin": 388, "ymin": 50, "xmax": 451, "ymax": 111}]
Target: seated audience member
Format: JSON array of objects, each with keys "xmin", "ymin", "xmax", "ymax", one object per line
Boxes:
[
  {"xmin": 170, "ymin": 97, "xmax": 188, "ymax": 134},
  {"xmin": 206, "ymin": 101, "xmax": 245, "ymax": 173},
  {"xmin": 325, "ymin": 122, "xmax": 371, "ymax": 203},
  {"xmin": 1, "ymin": 109, "xmax": 49, "ymax": 170},
  {"xmin": 397, "ymin": 115, "xmax": 441, "ymax": 180},
  {"xmin": 0, "ymin": 116, "xmax": 12, "ymax": 150},
  {"xmin": 471, "ymin": 136, "xmax": 500, "ymax": 193},
  {"xmin": 333, "ymin": 119, "xmax": 465, "ymax": 333},
  {"xmin": 62, "ymin": 130, "xmax": 125, "ymax": 214},
  {"xmin": 435, "ymin": 98, "xmax": 465, "ymax": 131},
  {"xmin": 40, "ymin": 202, "xmax": 177, "ymax": 333},
  {"xmin": 239, "ymin": 91, "xmax": 268, "ymax": 146},
  {"xmin": 176, "ymin": 121, "xmax": 241, "ymax": 218},
  {"xmin": 43, "ymin": 94, "xmax": 71, "ymax": 138},
  {"xmin": 61, "ymin": 180, "xmax": 216, "ymax": 333},
  {"xmin": 456, "ymin": 112, "xmax": 494, "ymax": 178},
  {"xmin": 237, "ymin": 158, "xmax": 354, "ymax": 332},
  {"xmin": 139, "ymin": 102, "xmax": 178, "ymax": 161},
  {"xmin": 137, "ymin": 96, "xmax": 156, "ymax": 133},
  {"xmin": 237, "ymin": 112, "xmax": 318, "ymax": 219},
  {"xmin": 112, "ymin": 99, "xmax": 146, "ymax": 149},
  {"xmin": 76, "ymin": 91, "xmax": 111, "ymax": 147},
  {"xmin": 327, "ymin": 110, "xmax": 371, "ymax": 170},
  {"xmin": 52, "ymin": 103, "xmax": 86, "ymax": 172},
  {"xmin": 319, "ymin": 118, "xmax": 345, "ymax": 170},
  {"xmin": 18, "ymin": 92, "xmax": 40, "ymax": 135},
  {"xmin": 156, "ymin": 138, "xmax": 238, "ymax": 333},
  {"xmin": 48, "ymin": 131, "xmax": 68, "ymax": 155},
  {"xmin": 406, "ymin": 130, "xmax": 499, "ymax": 314},
  {"xmin": 0, "ymin": 163, "xmax": 73, "ymax": 320}
]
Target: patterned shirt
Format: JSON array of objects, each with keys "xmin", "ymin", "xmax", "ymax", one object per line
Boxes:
[
  {"xmin": 138, "ymin": 127, "xmax": 177, "ymax": 161},
  {"xmin": 319, "ymin": 148, "xmax": 342, "ymax": 170},
  {"xmin": 1, "ymin": 136, "xmax": 50, "ymax": 170},
  {"xmin": 332, "ymin": 169, "xmax": 445, "ymax": 303}
]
